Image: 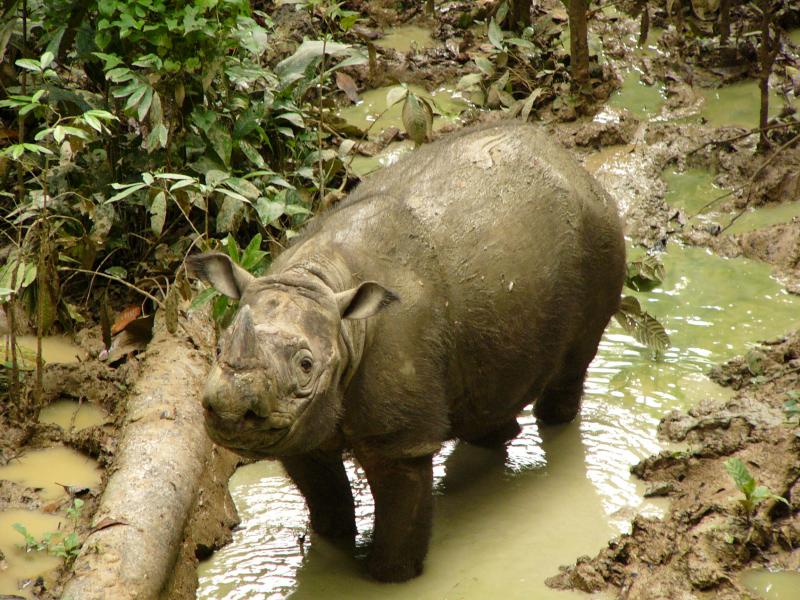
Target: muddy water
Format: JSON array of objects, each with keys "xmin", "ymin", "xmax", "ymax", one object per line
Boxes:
[
  {"xmin": 197, "ymin": 243, "xmax": 800, "ymax": 599},
  {"xmin": 0, "ymin": 447, "xmax": 102, "ymax": 500},
  {"xmin": 700, "ymin": 82, "xmax": 783, "ymax": 129},
  {"xmin": 2, "ymin": 334, "xmax": 85, "ymax": 367},
  {"xmin": 662, "ymin": 166, "xmax": 800, "ymax": 233},
  {"xmin": 38, "ymin": 400, "xmax": 109, "ymax": 431},
  {"xmin": 339, "ymin": 83, "xmax": 468, "ymax": 133},
  {"xmin": 607, "ymin": 69, "xmax": 666, "ymax": 120},
  {"xmin": 0, "ymin": 509, "xmax": 64, "ymax": 597},
  {"xmin": 375, "ymin": 25, "xmax": 437, "ymax": 53},
  {"xmin": 340, "ymin": 83, "xmax": 469, "ymax": 177},
  {"xmin": 742, "ymin": 569, "xmax": 800, "ymax": 599}
]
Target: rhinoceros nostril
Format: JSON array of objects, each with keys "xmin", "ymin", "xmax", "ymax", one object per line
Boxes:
[{"xmin": 243, "ymin": 409, "xmax": 266, "ymax": 424}]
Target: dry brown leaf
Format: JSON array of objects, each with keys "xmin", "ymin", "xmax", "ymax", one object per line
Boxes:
[
  {"xmin": 336, "ymin": 72, "xmax": 360, "ymax": 103},
  {"xmin": 111, "ymin": 305, "xmax": 142, "ymax": 335}
]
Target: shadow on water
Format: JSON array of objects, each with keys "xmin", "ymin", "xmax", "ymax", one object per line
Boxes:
[{"xmin": 283, "ymin": 421, "xmax": 605, "ymax": 600}]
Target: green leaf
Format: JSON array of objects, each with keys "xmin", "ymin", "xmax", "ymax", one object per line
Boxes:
[
  {"xmin": 488, "ymin": 18, "xmax": 504, "ymax": 50},
  {"xmin": 275, "ymin": 39, "xmax": 354, "ymax": 83},
  {"xmin": 208, "ymin": 123, "xmax": 233, "ymax": 168},
  {"xmin": 190, "ymin": 287, "xmax": 219, "ymax": 311},
  {"xmin": 223, "ymin": 234, "xmax": 240, "ymax": 263},
  {"xmin": 205, "ymin": 169, "xmax": 229, "ymax": 190},
  {"xmin": 16, "ymin": 58, "xmax": 42, "ymax": 72},
  {"xmin": 146, "ymin": 123, "xmax": 168, "ymax": 152},
  {"xmin": 224, "ymin": 177, "xmax": 260, "ymax": 200},
  {"xmin": 386, "ymin": 86, "xmax": 408, "ymax": 108},
  {"xmin": 150, "ymin": 190, "xmax": 167, "ymax": 236},
  {"xmin": 475, "ymin": 56, "xmax": 495, "ymax": 76},
  {"xmin": 105, "ymin": 266, "xmax": 127, "ymax": 279},
  {"xmin": 724, "ymin": 457, "xmax": 755, "ymax": 495},
  {"xmin": 277, "ymin": 112, "xmax": 305, "ymax": 128},
  {"xmin": 136, "ymin": 86, "xmax": 154, "ymax": 122},
  {"xmin": 456, "ymin": 73, "xmax": 482, "ymax": 91},
  {"xmin": 256, "ymin": 197, "xmax": 286, "ymax": 226},
  {"xmin": 216, "ymin": 196, "xmax": 246, "ymax": 233},
  {"xmin": 238, "ymin": 140, "xmax": 266, "ymax": 168},
  {"xmin": 40, "ymin": 51, "xmax": 55, "ymax": 69},
  {"xmin": 106, "ymin": 182, "xmax": 147, "ymax": 203}
]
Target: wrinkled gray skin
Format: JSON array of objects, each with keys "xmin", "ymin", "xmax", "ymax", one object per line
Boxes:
[{"xmin": 186, "ymin": 121, "xmax": 625, "ymax": 583}]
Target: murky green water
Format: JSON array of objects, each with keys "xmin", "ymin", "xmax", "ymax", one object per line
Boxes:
[
  {"xmin": 197, "ymin": 242, "xmax": 800, "ymax": 599},
  {"xmin": 339, "ymin": 83, "xmax": 470, "ymax": 178},
  {"xmin": 374, "ymin": 25, "xmax": 437, "ymax": 53},
  {"xmin": 338, "ymin": 83, "xmax": 468, "ymax": 134},
  {"xmin": 742, "ymin": 569, "xmax": 800, "ymax": 599},
  {"xmin": 700, "ymin": 82, "xmax": 784, "ymax": 129},
  {"xmin": 607, "ymin": 69, "xmax": 666, "ymax": 120},
  {"xmin": 663, "ymin": 167, "xmax": 800, "ymax": 234}
]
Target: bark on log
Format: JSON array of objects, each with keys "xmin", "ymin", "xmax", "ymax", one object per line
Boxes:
[{"xmin": 61, "ymin": 313, "xmax": 217, "ymax": 600}]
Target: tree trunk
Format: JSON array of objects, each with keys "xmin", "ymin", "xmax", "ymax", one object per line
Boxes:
[
  {"xmin": 507, "ymin": 0, "xmax": 533, "ymax": 32},
  {"xmin": 638, "ymin": 2, "xmax": 650, "ymax": 47},
  {"xmin": 756, "ymin": 3, "xmax": 778, "ymax": 152},
  {"xmin": 61, "ymin": 313, "xmax": 236, "ymax": 599},
  {"xmin": 719, "ymin": 0, "xmax": 731, "ymax": 45},
  {"xmin": 567, "ymin": 0, "xmax": 590, "ymax": 89}
]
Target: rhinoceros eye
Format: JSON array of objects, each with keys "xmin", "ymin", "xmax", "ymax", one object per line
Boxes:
[{"xmin": 294, "ymin": 349, "xmax": 314, "ymax": 388}]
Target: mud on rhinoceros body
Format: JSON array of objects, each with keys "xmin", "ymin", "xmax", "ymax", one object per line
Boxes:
[{"xmin": 186, "ymin": 120, "xmax": 626, "ymax": 583}]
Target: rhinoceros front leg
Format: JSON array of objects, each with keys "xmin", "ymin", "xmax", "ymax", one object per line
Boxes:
[
  {"xmin": 280, "ymin": 451, "xmax": 357, "ymax": 543},
  {"xmin": 355, "ymin": 450, "xmax": 435, "ymax": 582}
]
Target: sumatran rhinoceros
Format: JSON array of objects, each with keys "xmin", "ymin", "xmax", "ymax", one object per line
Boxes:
[{"xmin": 186, "ymin": 120, "xmax": 625, "ymax": 582}]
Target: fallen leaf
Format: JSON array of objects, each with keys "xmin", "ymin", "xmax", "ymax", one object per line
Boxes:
[
  {"xmin": 111, "ymin": 305, "xmax": 142, "ymax": 335},
  {"xmin": 336, "ymin": 72, "xmax": 360, "ymax": 103},
  {"xmin": 90, "ymin": 517, "xmax": 130, "ymax": 535}
]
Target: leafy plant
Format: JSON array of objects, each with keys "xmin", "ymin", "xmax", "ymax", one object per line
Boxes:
[
  {"xmin": 615, "ymin": 254, "xmax": 671, "ymax": 356},
  {"xmin": 190, "ymin": 234, "xmax": 268, "ymax": 327},
  {"xmin": 724, "ymin": 457, "xmax": 789, "ymax": 515},
  {"xmin": 624, "ymin": 255, "xmax": 665, "ymax": 292},
  {"xmin": 13, "ymin": 498, "xmax": 85, "ymax": 563},
  {"xmin": 784, "ymin": 391, "xmax": 800, "ymax": 423}
]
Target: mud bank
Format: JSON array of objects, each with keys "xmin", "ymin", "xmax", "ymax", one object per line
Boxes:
[{"xmin": 548, "ymin": 332, "xmax": 800, "ymax": 599}]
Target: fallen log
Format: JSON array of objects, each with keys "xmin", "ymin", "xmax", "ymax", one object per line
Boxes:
[{"xmin": 61, "ymin": 313, "xmax": 237, "ymax": 599}]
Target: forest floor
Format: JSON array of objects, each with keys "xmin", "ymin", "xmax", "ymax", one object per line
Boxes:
[{"xmin": 1, "ymin": 1, "xmax": 800, "ymax": 599}]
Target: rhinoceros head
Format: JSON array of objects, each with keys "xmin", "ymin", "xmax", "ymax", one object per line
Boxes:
[{"xmin": 186, "ymin": 252, "xmax": 396, "ymax": 457}]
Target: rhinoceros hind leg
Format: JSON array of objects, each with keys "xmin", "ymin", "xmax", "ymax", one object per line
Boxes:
[
  {"xmin": 534, "ymin": 359, "xmax": 589, "ymax": 425},
  {"xmin": 281, "ymin": 451, "xmax": 356, "ymax": 542},
  {"xmin": 465, "ymin": 418, "xmax": 522, "ymax": 447}
]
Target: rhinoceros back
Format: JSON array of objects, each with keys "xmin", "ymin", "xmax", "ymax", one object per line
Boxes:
[{"xmin": 288, "ymin": 121, "xmax": 625, "ymax": 441}]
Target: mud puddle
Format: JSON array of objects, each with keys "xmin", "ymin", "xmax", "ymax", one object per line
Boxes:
[
  {"xmin": 374, "ymin": 25, "xmax": 437, "ymax": 53},
  {"xmin": 742, "ymin": 569, "xmax": 800, "ymax": 599},
  {"xmin": 196, "ymin": 239, "xmax": 800, "ymax": 599},
  {"xmin": 38, "ymin": 400, "xmax": 109, "ymax": 432},
  {"xmin": 700, "ymin": 82, "xmax": 784, "ymax": 129},
  {"xmin": 663, "ymin": 166, "xmax": 800, "ymax": 234},
  {"xmin": 340, "ymin": 82, "xmax": 470, "ymax": 177},
  {"xmin": 2, "ymin": 335, "xmax": 85, "ymax": 368},
  {"xmin": 0, "ymin": 447, "xmax": 102, "ymax": 501},
  {"xmin": 0, "ymin": 509, "xmax": 64, "ymax": 598}
]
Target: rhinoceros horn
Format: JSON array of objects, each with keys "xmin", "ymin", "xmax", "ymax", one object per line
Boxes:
[{"xmin": 228, "ymin": 305, "xmax": 259, "ymax": 367}]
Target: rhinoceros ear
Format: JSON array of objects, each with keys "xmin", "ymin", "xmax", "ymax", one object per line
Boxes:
[
  {"xmin": 185, "ymin": 252, "xmax": 255, "ymax": 300},
  {"xmin": 335, "ymin": 282, "xmax": 398, "ymax": 320}
]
